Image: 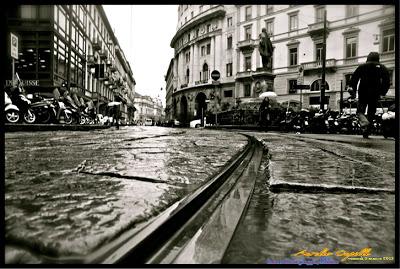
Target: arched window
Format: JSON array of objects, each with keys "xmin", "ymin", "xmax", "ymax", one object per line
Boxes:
[
  {"xmin": 202, "ymin": 63, "xmax": 209, "ymax": 82},
  {"xmin": 186, "ymin": 68, "xmax": 190, "ymax": 84},
  {"xmin": 310, "ymin": 79, "xmax": 329, "ymax": 91}
]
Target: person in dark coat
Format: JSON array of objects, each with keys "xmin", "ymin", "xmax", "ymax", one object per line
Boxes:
[
  {"xmin": 259, "ymin": 97, "xmax": 270, "ymax": 128},
  {"xmin": 259, "ymin": 28, "xmax": 274, "ymax": 70},
  {"xmin": 349, "ymin": 52, "xmax": 390, "ymax": 138}
]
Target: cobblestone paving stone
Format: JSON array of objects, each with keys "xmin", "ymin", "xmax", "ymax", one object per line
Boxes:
[
  {"xmin": 224, "ymin": 132, "xmax": 395, "ymax": 265},
  {"xmin": 5, "ymin": 127, "xmax": 247, "ymax": 262}
]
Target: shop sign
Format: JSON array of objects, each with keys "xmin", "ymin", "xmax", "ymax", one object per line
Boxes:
[{"xmin": 5, "ymin": 80, "xmax": 39, "ymax": 87}]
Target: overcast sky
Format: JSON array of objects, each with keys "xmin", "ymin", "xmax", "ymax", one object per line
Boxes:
[{"xmin": 103, "ymin": 5, "xmax": 177, "ymax": 106}]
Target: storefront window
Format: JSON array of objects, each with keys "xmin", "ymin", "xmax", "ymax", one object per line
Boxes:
[{"xmin": 38, "ymin": 48, "xmax": 51, "ymax": 72}]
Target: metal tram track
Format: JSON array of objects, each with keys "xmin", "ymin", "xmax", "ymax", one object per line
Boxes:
[{"xmin": 41, "ymin": 134, "xmax": 264, "ymax": 264}]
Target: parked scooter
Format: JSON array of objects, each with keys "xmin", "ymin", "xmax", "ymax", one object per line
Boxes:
[
  {"xmin": 8, "ymin": 86, "xmax": 36, "ymax": 123},
  {"xmin": 4, "ymin": 92, "xmax": 20, "ymax": 123},
  {"xmin": 29, "ymin": 94, "xmax": 58, "ymax": 124}
]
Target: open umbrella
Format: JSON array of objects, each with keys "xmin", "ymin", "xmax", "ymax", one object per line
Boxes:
[
  {"xmin": 259, "ymin": 91, "xmax": 277, "ymax": 99},
  {"xmin": 108, "ymin": 101, "xmax": 121, "ymax": 106}
]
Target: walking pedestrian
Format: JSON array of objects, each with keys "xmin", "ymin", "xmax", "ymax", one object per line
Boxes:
[
  {"xmin": 259, "ymin": 97, "xmax": 270, "ymax": 128},
  {"xmin": 349, "ymin": 52, "xmax": 390, "ymax": 138}
]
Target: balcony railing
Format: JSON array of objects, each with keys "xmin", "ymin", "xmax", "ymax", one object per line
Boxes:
[
  {"xmin": 236, "ymin": 70, "xmax": 252, "ymax": 79},
  {"xmin": 87, "ymin": 55, "xmax": 97, "ymax": 66},
  {"xmin": 194, "ymin": 79, "xmax": 209, "ymax": 85},
  {"xmin": 308, "ymin": 20, "xmax": 330, "ymax": 35},
  {"xmin": 238, "ymin": 39, "xmax": 257, "ymax": 50},
  {"xmin": 99, "ymin": 50, "xmax": 108, "ymax": 60},
  {"xmin": 302, "ymin": 58, "xmax": 336, "ymax": 70},
  {"xmin": 92, "ymin": 39, "xmax": 102, "ymax": 51}
]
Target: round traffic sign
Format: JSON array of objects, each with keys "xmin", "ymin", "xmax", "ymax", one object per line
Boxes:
[{"xmin": 211, "ymin": 70, "xmax": 220, "ymax": 81}]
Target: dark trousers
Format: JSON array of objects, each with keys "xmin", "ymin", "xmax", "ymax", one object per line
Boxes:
[{"xmin": 357, "ymin": 99, "xmax": 377, "ymax": 133}]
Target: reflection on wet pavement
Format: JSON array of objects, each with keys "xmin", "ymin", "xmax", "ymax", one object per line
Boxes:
[
  {"xmin": 225, "ymin": 132, "xmax": 395, "ymax": 264},
  {"xmin": 5, "ymin": 127, "xmax": 247, "ymax": 262}
]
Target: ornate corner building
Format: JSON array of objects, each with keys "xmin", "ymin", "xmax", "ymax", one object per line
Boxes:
[
  {"xmin": 165, "ymin": 5, "xmax": 395, "ymax": 124},
  {"xmin": 5, "ymin": 5, "xmax": 136, "ymax": 124}
]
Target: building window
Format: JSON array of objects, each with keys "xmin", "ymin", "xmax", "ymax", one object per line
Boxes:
[
  {"xmin": 265, "ymin": 20, "xmax": 274, "ymax": 36},
  {"xmin": 201, "ymin": 46, "xmax": 205, "ymax": 56},
  {"xmin": 266, "ymin": 5, "xmax": 273, "ymax": 15},
  {"xmin": 315, "ymin": 6, "xmax": 325, "ymax": 22},
  {"xmin": 289, "ymin": 13, "xmax": 298, "ymax": 31},
  {"xmin": 310, "ymin": 79, "xmax": 330, "ymax": 91},
  {"xmin": 382, "ymin": 29, "xmax": 395, "ymax": 53},
  {"xmin": 202, "ymin": 63, "xmax": 209, "ymax": 81},
  {"xmin": 316, "ymin": 42, "xmax": 323, "ymax": 64},
  {"xmin": 186, "ymin": 68, "xmax": 190, "ymax": 84},
  {"xmin": 346, "ymin": 5, "xmax": 358, "ymax": 17},
  {"xmin": 185, "ymin": 51, "xmax": 190, "ymax": 63},
  {"xmin": 224, "ymin": 90, "xmax": 233, "ymax": 98},
  {"xmin": 199, "ymin": 5, "xmax": 203, "ymax": 13},
  {"xmin": 345, "ymin": 36, "xmax": 357, "ymax": 58},
  {"xmin": 288, "ymin": 79, "xmax": 297, "ymax": 94},
  {"xmin": 289, "ymin": 47, "xmax": 298, "ymax": 66},
  {"xmin": 21, "ymin": 5, "xmax": 36, "ymax": 19},
  {"xmin": 227, "ymin": 36, "xmax": 232, "ymax": 49},
  {"xmin": 245, "ymin": 26, "xmax": 252, "ymax": 40},
  {"xmin": 226, "ymin": 63, "xmax": 233, "ymax": 77},
  {"xmin": 245, "ymin": 56, "xmax": 252, "ymax": 70},
  {"xmin": 227, "ymin": 17, "xmax": 232, "ymax": 27},
  {"xmin": 244, "ymin": 84, "xmax": 251, "ymax": 97},
  {"xmin": 206, "ymin": 43, "xmax": 211, "ymax": 55},
  {"xmin": 245, "ymin": 6, "xmax": 252, "ymax": 21},
  {"xmin": 191, "ymin": 11, "xmax": 194, "ymax": 18}
]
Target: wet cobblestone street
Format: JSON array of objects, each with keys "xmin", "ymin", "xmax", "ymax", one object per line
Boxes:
[
  {"xmin": 224, "ymin": 132, "xmax": 395, "ymax": 265},
  {"xmin": 5, "ymin": 127, "xmax": 247, "ymax": 262}
]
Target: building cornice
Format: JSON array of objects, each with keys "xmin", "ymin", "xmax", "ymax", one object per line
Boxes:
[{"xmin": 171, "ymin": 6, "xmax": 226, "ymax": 48}]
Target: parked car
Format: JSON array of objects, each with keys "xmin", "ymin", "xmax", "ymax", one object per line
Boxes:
[
  {"xmin": 144, "ymin": 118, "xmax": 153, "ymax": 126},
  {"xmin": 190, "ymin": 117, "xmax": 208, "ymax": 128}
]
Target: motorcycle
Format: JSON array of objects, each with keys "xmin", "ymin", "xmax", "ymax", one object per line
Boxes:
[
  {"xmin": 4, "ymin": 92, "xmax": 20, "ymax": 123},
  {"xmin": 8, "ymin": 86, "xmax": 36, "ymax": 124},
  {"xmin": 326, "ymin": 110, "xmax": 340, "ymax": 134}
]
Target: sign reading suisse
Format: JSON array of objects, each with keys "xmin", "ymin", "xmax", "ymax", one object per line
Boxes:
[{"xmin": 211, "ymin": 70, "xmax": 220, "ymax": 81}]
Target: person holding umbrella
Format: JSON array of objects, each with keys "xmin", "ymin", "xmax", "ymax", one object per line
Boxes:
[
  {"xmin": 258, "ymin": 91, "xmax": 277, "ymax": 129},
  {"xmin": 108, "ymin": 101, "xmax": 121, "ymax": 129}
]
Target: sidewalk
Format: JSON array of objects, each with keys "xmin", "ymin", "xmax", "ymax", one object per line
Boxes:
[{"xmin": 5, "ymin": 123, "xmax": 111, "ymax": 132}]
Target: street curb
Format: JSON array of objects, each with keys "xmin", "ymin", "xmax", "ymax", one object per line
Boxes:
[
  {"xmin": 5, "ymin": 123, "xmax": 111, "ymax": 132},
  {"xmin": 206, "ymin": 125, "xmax": 280, "ymax": 131}
]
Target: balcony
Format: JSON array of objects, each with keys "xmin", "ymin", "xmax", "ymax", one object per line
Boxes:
[
  {"xmin": 302, "ymin": 58, "xmax": 336, "ymax": 74},
  {"xmin": 238, "ymin": 39, "xmax": 257, "ymax": 52},
  {"xmin": 99, "ymin": 50, "xmax": 108, "ymax": 60},
  {"xmin": 87, "ymin": 55, "xmax": 98, "ymax": 66},
  {"xmin": 236, "ymin": 70, "xmax": 252, "ymax": 79},
  {"xmin": 194, "ymin": 79, "xmax": 209, "ymax": 85},
  {"xmin": 92, "ymin": 39, "xmax": 102, "ymax": 51},
  {"xmin": 307, "ymin": 20, "xmax": 330, "ymax": 39},
  {"xmin": 381, "ymin": 51, "xmax": 395, "ymax": 60},
  {"xmin": 180, "ymin": 83, "xmax": 188, "ymax": 89},
  {"xmin": 109, "ymin": 64, "xmax": 117, "ymax": 72}
]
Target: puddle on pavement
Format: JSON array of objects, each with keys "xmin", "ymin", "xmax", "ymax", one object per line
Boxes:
[{"xmin": 224, "ymin": 133, "xmax": 395, "ymax": 264}]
